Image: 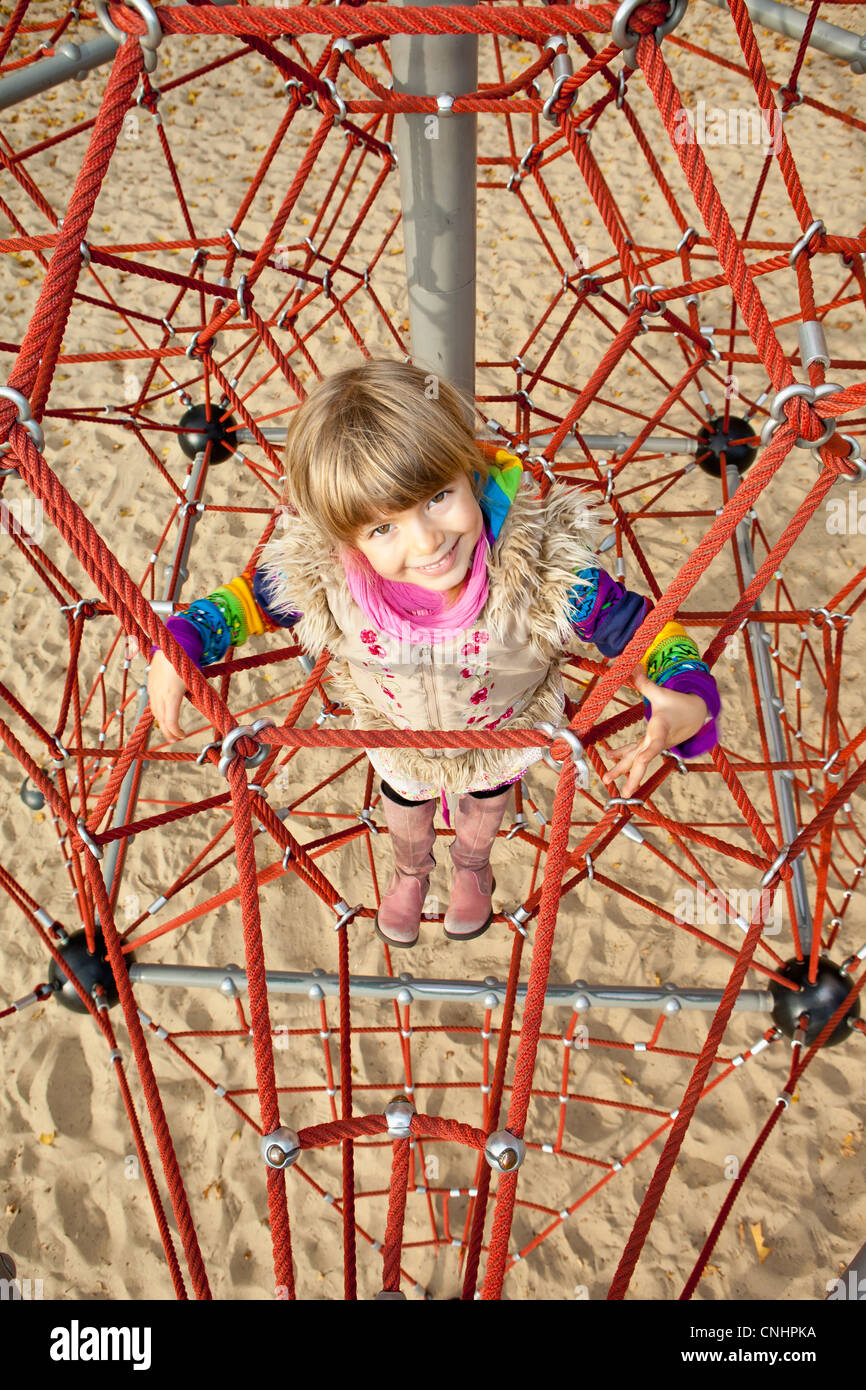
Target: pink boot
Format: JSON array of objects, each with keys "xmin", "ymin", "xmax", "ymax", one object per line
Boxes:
[
  {"xmin": 374, "ymin": 794, "xmax": 437, "ymax": 949},
  {"xmin": 443, "ymin": 787, "xmax": 512, "ymax": 941}
]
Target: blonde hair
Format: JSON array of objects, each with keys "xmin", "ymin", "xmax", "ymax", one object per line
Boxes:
[{"xmin": 282, "ymin": 359, "xmax": 488, "ymax": 544}]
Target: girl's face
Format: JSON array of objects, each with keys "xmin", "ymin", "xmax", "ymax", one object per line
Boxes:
[{"xmin": 351, "ymin": 472, "xmax": 483, "ymax": 599}]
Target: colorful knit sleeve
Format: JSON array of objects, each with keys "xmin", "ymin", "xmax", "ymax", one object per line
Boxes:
[
  {"xmin": 156, "ymin": 569, "xmax": 300, "ymax": 669},
  {"xmin": 478, "ymin": 448, "xmax": 525, "ymax": 542},
  {"xmin": 568, "ymin": 567, "xmax": 720, "ymax": 757}
]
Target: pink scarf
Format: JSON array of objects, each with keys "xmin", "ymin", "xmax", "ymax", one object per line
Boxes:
[{"xmin": 342, "ymin": 531, "xmax": 490, "ymax": 641}]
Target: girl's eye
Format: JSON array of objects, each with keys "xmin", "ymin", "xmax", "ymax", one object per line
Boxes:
[
  {"xmin": 370, "ymin": 522, "xmax": 392, "ymax": 538},
  {"xmin": 429, "ymin": 490, "xmax": 450, "ymax": 506}
]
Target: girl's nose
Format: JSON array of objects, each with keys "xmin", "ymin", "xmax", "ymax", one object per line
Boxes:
[{"xmin": 410, "ymin": 516, "xmax": 445, "ymax": 556}]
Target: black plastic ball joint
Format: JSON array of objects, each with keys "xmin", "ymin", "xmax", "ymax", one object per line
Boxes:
[
  {"xmin": 770, "ymin": 956, "xmax": 861, "ymax": 1049},
  {"xmin": 178, "ymin": 401, "xmax": 238, "ymax": 463},
  {"xmin": 695, "ymin": 416, "xmax": 758, "ymax": 478},
  {"xmin": 47, "ymin": 930, "xmax": 132, "ymax": 1014},
  {"xmin": 20, "ymin": 776, "xmax": 45, "ymax": 810}
]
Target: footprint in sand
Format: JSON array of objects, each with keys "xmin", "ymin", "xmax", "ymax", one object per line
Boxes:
[{"xmin": 45, "ymin": 1036, "xmax": 92, "ymax": 1141}]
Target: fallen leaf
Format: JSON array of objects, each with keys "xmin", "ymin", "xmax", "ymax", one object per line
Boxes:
[
  {"xmin": 40, "ymin": 1132, "xmax": 55, "ymax": 1146},
  {"xmin": 619, "ymin": 1070, "xmax": 634, "ymax": 1086},
  {"xmin": 750, "ymin": 1221, "xmax": 771, "ymax": 1264},
  {"xmin": 841, "ymin": 1132, "xmax": 856, "ymax": 1157}
]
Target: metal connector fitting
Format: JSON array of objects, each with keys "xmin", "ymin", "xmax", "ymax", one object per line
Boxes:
[
  {"xmin": 0, "ymin": 385, "xmax": 45, "ymax": 456},
  {"xmin": 93, "ymin": 0, "xmax": 162, "ymax": 74},
  {"xmin": 484, "ymin": 1129, "xmax": 526, "ymax": 1173},
  {"xmin": 612, "ymin": 0, "xmax": 689, "ymax": 69},
  {"xmin": 261, "ymin": 1126, "xmax": 301, "ymax": 1170},
  {"xmin": 384, "ymin": 1096, "xmax": 415, "ymax": 1140},
  {"xmin": 534, "ymin": 722, "xmax": 589, "ymax": 787},
  {"xmin": 218, "ymin": 719, "xmax": 275, "ymax": 778},
  {"xmin": 761, "ymin": 380, "xmax": 842, "ymax": 450}
]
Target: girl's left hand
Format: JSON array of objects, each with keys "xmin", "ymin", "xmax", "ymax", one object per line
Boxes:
[{"xmin": 601, "ymin": 665, "xmax": 710, "ymax": 798}]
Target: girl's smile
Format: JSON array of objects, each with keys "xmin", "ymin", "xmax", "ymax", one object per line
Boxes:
[{"xmin": 409, "ymin": 536, "xmax": 460, "ymax": 576}]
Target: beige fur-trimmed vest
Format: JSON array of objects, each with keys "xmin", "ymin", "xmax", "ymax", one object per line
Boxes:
[{"xmin": 257, "ymin": 472, "xmax": 599, "ymax": 792}]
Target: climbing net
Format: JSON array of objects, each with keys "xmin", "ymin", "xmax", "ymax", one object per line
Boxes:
[{"xmin": 1, "ymin": 1, "xmax": 865, "ymax": 1301}]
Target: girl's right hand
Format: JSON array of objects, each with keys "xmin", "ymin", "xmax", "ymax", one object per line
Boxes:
[{"xmin": 148, "ymin": 649, "xmax": 189, "ymax": 740}]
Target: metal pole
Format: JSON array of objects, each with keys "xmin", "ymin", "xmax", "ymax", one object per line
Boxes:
[
  {"xmin": 236, "ymin": 426, "xmax": 699, "ymax": 456},
  {"xmin": 128, "ymin": 961, "xmax": 773, "ymax": 1013},
  {"xmin": 728, "ymin": 464, "xmax": 811, "ymax": 942},
  {"xmin": 391, "ymin": 0, "xmax": 478, "ymax": 406},
  {"xmin": 0, "ymin": 37, "xmax": 119, "ymax": 111},
  {"xmin": 702, "ymin": 0, "xmax": 866, "ymax": 73},
  {"xmin": 0, "ymin": 1, "xmax": 240, "ymax": 112}
]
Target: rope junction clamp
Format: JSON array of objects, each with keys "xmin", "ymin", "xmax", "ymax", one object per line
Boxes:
[
  {"xmin": 542, "ymin": 33, "xmax": 573, "ymax": 125},
  {"xmin": 332, "ymin": 899, "xmax": 359, "ymax": 932},
  {"xmin": 761, "ymin": 843, "xmax": 792, "ymax": 888},
  {"xmin": 827, "ymin": 434, "xmax": 866, "ymax": 481},
  {"xmin": 484, "ymin": 1129, "xmax": 527, "ymax": 1173},
  {"xmin": 628, "ymin": 282, "xmax": 667, "ymax": 317},
  {"xmin": 611, "ymin": 0, "xmax": 689, "ymax": 70},
  {"xmin": 505, "ymin": 905, "xmax": 530, "ymax": 937},
  {"xmin": 218, "ymin": 719, "xmax": 275, "ymax": 779},
  {"xmin": 384, "ymin": 1096, "xmax": 415, "ymax": 1139},
  {"xmin": 93, "ymin": 0, "xmax": 162, "ymax": 74},
  {"xmin": 75, "ymin": 818, "xmax": 103, "ymax": 860},
  {"xmin": 760, "ymin": 380, "xmax": 843, "ymax": 450},
  {"xmin": 676, "ymin": 226, "xmax": 698, "ymax": 255},
  {"xmin": 788, "ymin": 218, "xmax": 825, "ymax": 265},
  {"xmin": 0, "ymin": 386, "xmax": 45, "ymax": 456},
  {"xmin": 321, "ymin": 77, "xmax": 347, "ymax": 124},
  {"xmin": 261, "ymin": 1126, "xmax": 301, "ymax": 1170},
  {"xmin": 534, "ymin": 722, "xmax": 590, "ymax": 788},
  {"xmin": 284, "ymin": 76, "xmax": 316, "ymax": 108}
]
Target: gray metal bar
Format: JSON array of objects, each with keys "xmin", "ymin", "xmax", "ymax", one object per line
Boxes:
[
  {"xmin": 0, "ymin": 36, "xmax": 120, "ymax": 112},
  {"xmin": 0, "ymin": 0, "xmax": 243, "ymax": 113},
  {"xmin": 728, "ymin": 464, "xmax": 811, "ymax": 940},
  {"xmin": 702, "ymin": 0, "xmax": 866, "ymax": 72},
  {"xmin": 127, "ymin": 961, "xmax": 774, "ymax": 1013},
  {"xmin": 235, "ymin": 426, "xmax": 699, "ymax": 456},
  {"xmin": 391, "ymin": 0, "xmax": 478, "ymax": 405}
]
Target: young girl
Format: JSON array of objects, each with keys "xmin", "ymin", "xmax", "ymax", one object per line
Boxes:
[{"xmin": 149, "ymin": 360, "xmax": 720, "ymax": 948}]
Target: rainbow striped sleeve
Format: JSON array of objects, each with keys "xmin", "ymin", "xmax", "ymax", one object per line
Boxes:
[
  {"xmin": 163, "ymin": 570, "xmax": 299, "ymax": 668},
  {"xmin": 568, "ymin": 568, "xmax": 720, "ymax": 757},
  {"xmin": 479, "ymin": 449, "xmax": 525, "ymax": 541}
]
